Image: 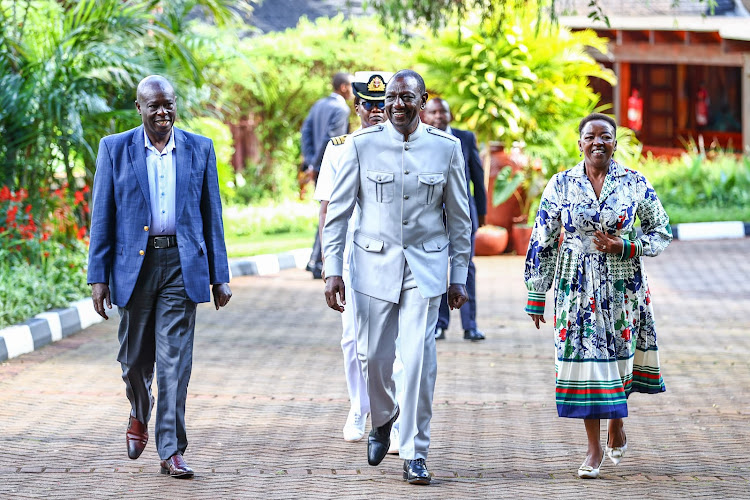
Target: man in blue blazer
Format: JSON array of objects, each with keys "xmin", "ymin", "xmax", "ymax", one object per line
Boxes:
[
  {"xmin": 423, "ymin": 98, "xmax": 487, "ymax": 341},
  {"xmin": 88, "ymin": 75, "xmax": 232, "ymax": 478}
]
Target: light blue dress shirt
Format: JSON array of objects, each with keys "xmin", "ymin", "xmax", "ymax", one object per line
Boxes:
[{"xmin": 144, "ymin": 129, "xmax": 176, "ymax": 236}]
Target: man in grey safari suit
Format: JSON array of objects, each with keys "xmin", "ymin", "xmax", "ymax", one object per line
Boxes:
[
  {"xmin": 323, "ymin": 70, "xmax": 472, "ymax": 485},
  {"xmin": 88, "ymin": 75, "xmax": 232, "ymax": 479}
]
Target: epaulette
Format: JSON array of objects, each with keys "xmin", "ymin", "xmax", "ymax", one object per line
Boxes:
[
  {"xmin": 426, "ymin": 127, "xmax": 458, "ymax": 141},
  {"xmin": 330, "ymin": 134, "xmax": 349, "ymax": 146},
  {"xmin": 352, "ymin": 125, "xmax": 384, "ymax": 136}
]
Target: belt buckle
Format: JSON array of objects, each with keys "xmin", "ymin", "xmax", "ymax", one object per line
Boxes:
[{"xmin": 153, "ymin": 236, "xmax": 170, "ymax": 249}]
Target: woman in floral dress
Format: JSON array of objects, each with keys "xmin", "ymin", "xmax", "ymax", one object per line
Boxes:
[{"xmin": 525, "ymin": 113, "xmax": 672, "ymax": 479}]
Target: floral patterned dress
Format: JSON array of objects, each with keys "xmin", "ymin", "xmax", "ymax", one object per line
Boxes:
[{"xmin": 524, "ymin": 160, "xmax": 672, "ymax": 419}]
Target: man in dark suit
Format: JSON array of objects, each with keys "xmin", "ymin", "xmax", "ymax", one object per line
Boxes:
[
  {"xmin": 423, "ymin": 98, "xmax": 487, "ymax": 341},
  {"xmin": 88, "ymin": 75, "xmax": 232, "ymax": 479},
  {"xmin": 301, "ymin": 72, "xmax": 353, "ymax": 279}
]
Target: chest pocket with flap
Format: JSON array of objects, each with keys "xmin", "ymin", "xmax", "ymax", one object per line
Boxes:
[
  {"xmin": 417, "ymin": 173, "xmax": 445, "ymax": 205},
  {"xmin": 366, "ymin": 170, "xmax": 395, "ymax": 203}
]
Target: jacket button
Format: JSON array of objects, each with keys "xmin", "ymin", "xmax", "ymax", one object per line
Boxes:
[
  {"xmin": 377, "ymin": 176, "xmax": 381, "ymax": 181},
  {"xmin": 403, "ymin": 244, "xmax": 408, "ymax": 249},
  {"xmin": 404, "ymin": 170, "xmax": 410, "ymax": 175},
  {"xmin": 404, "ymin": 195, "xmax": 409, "ymax": 200},
  {"xmin": 139, "ymin": 250, "xmax": 145, "ymax": 256},
  {"xmin": 143, "ymin": 226, "xmax": 149, "ymax": 231},
  {"xmin": 405, "ymin": 145, "xmax": 410, "ymax": 150},
  {"xmin": 403, "ymin": 220, "xmax": 408, "ymax": 225},
  {"xmin": 365, "ymin": 244, "xmax": 370, "ymax": 248}
]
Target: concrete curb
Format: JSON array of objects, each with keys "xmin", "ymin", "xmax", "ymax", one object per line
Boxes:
[
  {"xmin": 671, "ymin": 221, "xmax": 750, "ymax": 241},
  {"xmin": 228, "ymin": 248, "xmax": 310, "ymax": 279},
  {"xmin": 0, "ymin": 298, "xmax": 104, "ymax": 363},
  {"xmin": 0, "ymin": 248, "xmax": 312, "ymax": 363}
]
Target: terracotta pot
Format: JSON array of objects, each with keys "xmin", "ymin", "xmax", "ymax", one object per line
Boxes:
[
  {"xmin": 474, "ymin": 225, "xmax": 509, "ymax": 256},
  {"xmin": 486, "ymin": 143, "xmax": 528, "ymax": 251},
  {"xmin": 511, "ymin": 223, "xmax": 533, "ymax": 256}
]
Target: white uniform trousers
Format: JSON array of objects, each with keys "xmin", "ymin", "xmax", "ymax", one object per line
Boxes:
[
  {"xmin": 353, "ymin": 262, "xmax": 440, "ymax": 460},
  {"xmin": 341, "ymin": 268, "xmax": 370, "ymax": 415}
]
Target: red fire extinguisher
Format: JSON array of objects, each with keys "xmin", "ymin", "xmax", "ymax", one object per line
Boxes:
[
  {"xmin": 696, "ymin": 85, "xmax": 709, "ymax": 127},
  {"xmin": 627, "ymin": 88, "xmax": 643, "ymax": 133}
]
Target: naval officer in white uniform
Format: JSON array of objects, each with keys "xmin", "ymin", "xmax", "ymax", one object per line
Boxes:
[{"xmin": 323, "ymin": 69, "xmax": 472, "ymax": 485}]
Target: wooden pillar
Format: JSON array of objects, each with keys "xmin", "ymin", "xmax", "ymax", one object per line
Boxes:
[
  {"xmin": 616, "ymin": 62, "xmax": 631, "ymax": 125},
  {"xmin": 743, "ymin": 53, "xmax": 750, "ymax": 152},
  {"xmin": 676, "ymin": 64, "xmax": 688, "ymax": 131}
]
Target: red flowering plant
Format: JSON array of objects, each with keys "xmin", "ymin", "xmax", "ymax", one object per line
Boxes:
[
  {"xmin": 0, "ymin": 183, "xmax": 90, "ymax": 327},
  {"xmin": 0, "ymin": 182, "xmax": 92, "ymax": 327},
  {"xmin": 1, "ymin": 183, "xmax": 90, "ymax": 263}
]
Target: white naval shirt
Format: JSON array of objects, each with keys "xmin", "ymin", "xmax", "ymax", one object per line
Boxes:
[
  {"xmin": 144, "ymin": 129, "xmax": 176, "ymax": 236},
  {"xmin": 314, "ymin": 130, "xmax": 360, "ymax": 271}
]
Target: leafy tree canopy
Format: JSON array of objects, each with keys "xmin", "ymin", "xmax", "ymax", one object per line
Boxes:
[{"xmin": 365, "ymin": 0, "xmax": 717, "ymax": 35}]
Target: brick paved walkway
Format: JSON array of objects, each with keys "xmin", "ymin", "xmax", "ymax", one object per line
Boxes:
[{"xmin": 1, "ymin": 239, "xmax": 749, "ymax": 499}]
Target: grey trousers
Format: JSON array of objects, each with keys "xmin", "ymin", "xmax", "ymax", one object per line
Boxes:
[
  {"xmin": 117, "ymin": 245, "xmax": 196, "ymax": 460},
  {"xmin": 353, "ymin": 263, "xmax": 440, "ymax": 460}
]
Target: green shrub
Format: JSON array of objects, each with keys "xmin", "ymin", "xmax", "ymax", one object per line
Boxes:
[
  {"xmin": 0, "ymin": 182, "xmax": 91, "ymax": 328},
  {"xmin": 181, "ymin": 117, "xmax": 237, "ymax": 204},
  {"xmin": 212, "ymin": 15, "xmax": 420, "ymax": 204},
  {"xmin": 636, "ymin": 153, "xmax": 750, "ymax": 224},
  {"xmin": 0, "ymin": 240, "xmax": 89, "ymax": 329},
  {"xmin": 222, "ymin": 200, "xmax": 318, "ymax": 239}
]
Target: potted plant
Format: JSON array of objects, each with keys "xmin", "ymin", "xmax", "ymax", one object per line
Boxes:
[{"xmin": 492, "ymin": 144, "xmax": 547, "ymax": 255}]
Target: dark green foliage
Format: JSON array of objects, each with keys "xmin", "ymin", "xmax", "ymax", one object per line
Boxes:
[
  {"xmin": 637, "ymin": 153, "xmax": 750, "ymax": 224},
  {"xmin": 212, "ymin": 14, "xmax": 418, "ymax": 203}
]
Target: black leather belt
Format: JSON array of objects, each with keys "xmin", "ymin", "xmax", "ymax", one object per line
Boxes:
[{"xmin": 148, "ymin": 235, "xmax": 177, "ymax": 249}]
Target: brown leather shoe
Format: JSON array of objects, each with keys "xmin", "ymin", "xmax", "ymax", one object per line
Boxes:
[
  {"xmin": 160, "ymin": 454, "xmax": 194, "ymax": 479},
  {"xmin": 126, "ymin": 416, "xmax": 148, "ymax": 460}
]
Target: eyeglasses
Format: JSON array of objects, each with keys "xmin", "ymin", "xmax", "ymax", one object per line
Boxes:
[{"xmin": 360, "ymin": 101, "xmax": 385, "ymax": 111}]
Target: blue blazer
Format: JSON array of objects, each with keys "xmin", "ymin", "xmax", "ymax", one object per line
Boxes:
[
  {"xmin": 451, "ymin": 128, "xmax": 487, "ymax": 233},
  {"xmin": 87, "ymin": 125, "xmax": 230, "ymax": 306}
]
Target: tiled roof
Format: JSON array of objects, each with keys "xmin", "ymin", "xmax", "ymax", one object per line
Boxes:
[
  {"xmin": 248, "ymin": 0, "xmax": 364, "ymax": 33},
  {"xmin": 555, "ymin": 0, "xmax": 744, "ymax": 16}
]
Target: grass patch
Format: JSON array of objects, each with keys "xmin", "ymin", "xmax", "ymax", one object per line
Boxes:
[
  {"xmin": 665, "ymin": 205, "xmax": 750, "ymax": 225},
  {"xmin": 222, "ymin": 199, "xmax": 318, "ymax": 257},
  {"xmin": 225, "ymin": 230, "xmax": 314, "ymax": 258}
]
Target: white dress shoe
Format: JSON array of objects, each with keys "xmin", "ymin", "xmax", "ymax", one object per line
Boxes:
[
  {"xmin": 605, "ymin": 432, "xmax": 628, "ymax": 466},
  {"xmin": 343, "ymin": 410, "xmax": 367, "ymax": 442},
  {"xmin": 387, "ymin": 425, "xmax": 399, "ymax": 454},
  {"xmin": 577, "ymin": 450, "xmax": 605, "ymax": 479}
]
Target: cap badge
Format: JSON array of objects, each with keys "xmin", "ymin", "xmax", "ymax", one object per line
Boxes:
[{"xmin": 367, "ymin": 76, "xmax": 385, "ymax": 92}]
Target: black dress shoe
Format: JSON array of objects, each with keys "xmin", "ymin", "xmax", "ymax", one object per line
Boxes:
[
  {"xmin": 126, "ymin": 416, "xmax": 148, "ymax": 460},
  {"xmin": 464, "ymin": 328, "xmax": 486, "ymax": 341},
  {"xmin": 403, "ymin": 458, "xmax": 431, "ymax": 485},
  {"xmin": 434, "ymin": 326, "xmax": 446, "ymax": 340},
  {"xmin": 367, "ymin": 406, "xmax": 399, "ymax": 466},
  {"xmin": 305, "ymin": 262, "xmax": 323, "ymax": 279},
  {"xmin": 160, "ymin": 454, "xmax": 194, "ymax": 479}
]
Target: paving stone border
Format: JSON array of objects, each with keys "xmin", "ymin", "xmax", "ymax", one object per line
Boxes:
[
  {"xmin": 0, "ymin": 221, "xmax": 745, "ymax": 364},
  {"xmin": 0, "ymin": 248, "xmax": 311, "ymax": 363}
]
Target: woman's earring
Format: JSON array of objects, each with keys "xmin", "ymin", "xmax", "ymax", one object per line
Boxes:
[{"xmin": 579, "ymin": 150, "xmax": 582, "ymax": 157}]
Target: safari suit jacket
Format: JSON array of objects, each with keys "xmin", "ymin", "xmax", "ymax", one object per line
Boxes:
[{"xmin": 323, "ymin": 120, "xmax": 472, "ymax": 304}]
